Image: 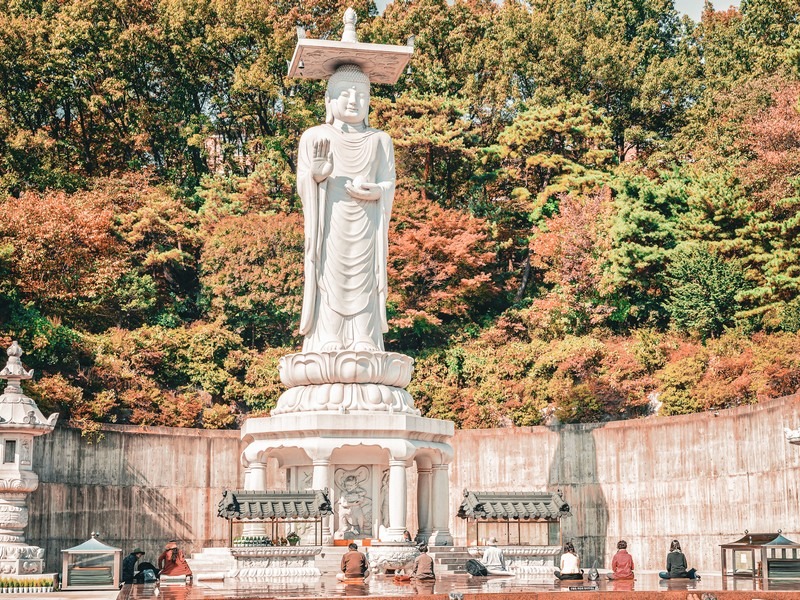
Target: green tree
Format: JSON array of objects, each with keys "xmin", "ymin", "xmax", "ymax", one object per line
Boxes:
[
  {"xmin": 491, "ymin": 100, "xmax": 615, "ymax": 301},
  {"xmin": 602, "ymin": 174, "xmax": 689, "ymax": 327},
  {"xmin": 666, "ymin": 244, "xmax": 747, "ymax": 339}
]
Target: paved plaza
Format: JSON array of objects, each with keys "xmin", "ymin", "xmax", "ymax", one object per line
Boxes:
[{"xmin": 111, "ymin": 571, "xmax": 800, "ymax": 599}]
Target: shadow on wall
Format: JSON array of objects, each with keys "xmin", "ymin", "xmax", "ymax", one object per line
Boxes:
[
  {"xmin": 26, "ymin": 427, "xmax": 237, "ymax": 573},
  {"xmin": 548, "ymin": 422, "xmax": 609, "ymax": 570}
]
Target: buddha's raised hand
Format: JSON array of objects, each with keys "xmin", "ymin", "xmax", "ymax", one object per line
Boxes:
[{"xmin": 312, "ymin": 138, "xmax": 334, "ymax": 182}]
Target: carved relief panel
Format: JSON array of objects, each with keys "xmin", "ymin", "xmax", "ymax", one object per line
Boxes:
[{"xmin": 333, "ymin": 466, "xmax": 373, "ymax": 539}]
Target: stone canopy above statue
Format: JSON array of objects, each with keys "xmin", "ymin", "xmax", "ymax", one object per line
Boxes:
[{"xmin": 287, "ymin": 7, "xmax": 413, "ymax": 84}]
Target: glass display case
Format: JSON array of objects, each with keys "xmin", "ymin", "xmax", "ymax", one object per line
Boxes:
[{"xmin": 60, "ymin": 534, "xmax": 121, "ymax": 590}]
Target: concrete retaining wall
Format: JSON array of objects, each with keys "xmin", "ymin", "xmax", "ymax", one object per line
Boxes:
[
  {"xmin": 27, "ymin": 425, "xmax": 243, "ymax": 573},
  {"xmin": 450, "ymin": 394, "xmax": 800, "ymax": 573},
  {"xmin": 26, "ymin": 394, "xmax": 800, "ymax": 575}
]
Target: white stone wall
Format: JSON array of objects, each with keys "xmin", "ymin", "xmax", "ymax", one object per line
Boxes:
[
  {"xmin": 450, "ymin": 394, "xmax": 800, "ymax": 573},
  {"xmin": 25, "ymin": 393, "xmax": 800, "ymax": 575}
]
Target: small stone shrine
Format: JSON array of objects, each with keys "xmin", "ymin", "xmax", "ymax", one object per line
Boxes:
[
  {"xmin": 458, "ymin": 490, "xmax": 570, "ymax": 575},
  {"xmin": 0, "ymin": 342, "xmax": 58, "ymax": 575}
]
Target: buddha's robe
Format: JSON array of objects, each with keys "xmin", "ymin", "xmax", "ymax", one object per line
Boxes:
[{"xmin": 297, "ymin": 122, "xmax": 395, "ymax": 352}]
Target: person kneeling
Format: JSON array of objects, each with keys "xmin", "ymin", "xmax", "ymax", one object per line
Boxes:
[
  {"xmin": 337, "ymin": 542, "xmax": 370, "ymax": 581},
  {"xmin": 412, "ymin": 545, "xmax": 435, "ymax": 580},
  {"xmin": 481, "ymin": 537, "xmax": 514, "ymax": 576}
]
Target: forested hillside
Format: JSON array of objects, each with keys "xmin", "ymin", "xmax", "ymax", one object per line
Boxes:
[{"xmin": 1, "ymin": 0, "xmax": 800, "ymax": 433}]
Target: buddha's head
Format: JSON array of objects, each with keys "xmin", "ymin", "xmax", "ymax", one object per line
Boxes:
[{"xmin": 326, "ymin": 64, "xmax": 371, "ymax": 126}]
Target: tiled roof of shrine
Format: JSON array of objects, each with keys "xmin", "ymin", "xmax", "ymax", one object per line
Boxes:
[
  {"xmin": 457, "ymin": 490, "xmax": 571, "ymax": 521},
  {"xmin": 217, "ymin": 489, "xmax": 332, "ymax": 520},
  {"xmin": 720, "ymin": 532, "xmax": 800, "ymax": 548}
]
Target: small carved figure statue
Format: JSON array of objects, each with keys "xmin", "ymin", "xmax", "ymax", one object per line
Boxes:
[{"xmin": 337, "ymin": 475, "xmax": 367, "ymax": 537}]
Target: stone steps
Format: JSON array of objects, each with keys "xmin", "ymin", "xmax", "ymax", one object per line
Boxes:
[
  {"xmin": 429, "ymin": 547, "xmax": 472, "ymax": 574},
  {"xmin": 187, "ymin": 547, "xmax": 235, "ymax": 581},
  {"xmin": 315, "ymin": 547, "xmax": 348, "ymax": 574}
]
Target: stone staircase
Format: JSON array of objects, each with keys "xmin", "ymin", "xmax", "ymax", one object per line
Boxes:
[
  {"xmin": 187, "ymin": 547, "xmax": 235, "ymax": 581},
  {"xmin": 314, "ymin": 546, "xmax": 348, "ymax": 575},
  {"xmin": 428, "ymin": 547, "xmax": 472, "ymax": 574}
]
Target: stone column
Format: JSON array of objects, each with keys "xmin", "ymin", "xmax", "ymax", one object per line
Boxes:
[
  {"xmin": 428, "ymin": 463, "xmax": 453, "ymax": 546},
  {"xmin": 386, "ymin": 460, "xmax": 407, "ymax": 541},
  {"xmin": 242, "ymin": 461, "xmax": 267, "ymax": 537},
  {"xmin": 416, "ymin": 466, "xmax": 432, "ymax": 542},
  {"xmin": 312, "ymin": 459, "xmax": 333, "ymax": 544}
]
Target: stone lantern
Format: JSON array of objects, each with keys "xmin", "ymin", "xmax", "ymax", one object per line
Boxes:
[{"xmin": 0, "ymin": 341, "xmax": 58, "ymax": 574}]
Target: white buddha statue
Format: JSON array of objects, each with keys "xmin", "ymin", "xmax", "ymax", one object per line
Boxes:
[
  {"xmin": 296, "ymin": 64, "xmax": 395, "ymax": 354},
  {"xmin": 274, "ymin": 10, "xmax": 418, "ymax": 415}
]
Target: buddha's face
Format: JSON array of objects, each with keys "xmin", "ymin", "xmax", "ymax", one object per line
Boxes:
[{"xmin": 327, "ymin": 78, "xmax": 370, "ymax": 125}]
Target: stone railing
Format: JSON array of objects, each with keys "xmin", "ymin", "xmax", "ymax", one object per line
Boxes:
[{"xmin": 468, "ymin": 545, "xmax": 560, "ymax": 575}]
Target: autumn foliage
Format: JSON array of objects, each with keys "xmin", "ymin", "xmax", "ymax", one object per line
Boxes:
[{"xmin": 2, "ymin": 0, "xmax": 800, "ymax": 430}]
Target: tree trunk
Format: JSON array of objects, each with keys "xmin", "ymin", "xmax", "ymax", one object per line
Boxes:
[{"xmin": 514, "ymin": 252, "xmax": 531, "ymax": 303}]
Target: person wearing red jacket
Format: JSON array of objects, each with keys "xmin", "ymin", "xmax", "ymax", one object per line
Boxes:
[{"xmin": 608, "ymin": 540, "xmax": 634, "ymax": 580}]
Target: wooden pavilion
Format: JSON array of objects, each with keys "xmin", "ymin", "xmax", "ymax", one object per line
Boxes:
[
  {"xmin": 217, "ymin": 489, "xmax": 332, "ymax": 546},
  {"xmin": 720, "ymin": 531, "xmax": 800, "ymax": 582},
  {"xmin": 457, "ymin": 490, "xmax": 571, "ymax": 547}
]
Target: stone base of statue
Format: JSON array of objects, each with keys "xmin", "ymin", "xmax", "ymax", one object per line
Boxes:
[
  {"xmin": 0, "ymin": 545, "xmax": 45, "ymax": 575},
  {"xmin": 275, "ymin": 351, "xmax": 418, "ymax": 415},
  {"xmin": 241, "ymin": 411, "xmax": 454, "ymax": 545},
  {"xmin": 467, "ymin": 545, "xmax": 560, "ymax": 576}
]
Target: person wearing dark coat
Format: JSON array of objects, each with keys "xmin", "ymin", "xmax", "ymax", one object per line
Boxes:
[
  {"xmin": 122, "ymin": 548, "xmax": 145, "ymax": 584},
  {"xmin": 659, "ymin": 540, "xmax": 699, "ymax": 579}
]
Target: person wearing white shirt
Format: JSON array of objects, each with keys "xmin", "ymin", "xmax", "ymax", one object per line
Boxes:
[{"xmin": 554, "ymin": 542, "xmax": 583, "ymax": 580}]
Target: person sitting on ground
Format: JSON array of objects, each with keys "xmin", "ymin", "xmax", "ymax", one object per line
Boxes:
[
  {"xmin": 412, "ymin": 545, "xmax": 435, "ymax": 580},
  {"xmin": 659, "ymin": 539, "xmax": 699, "ymax": 580},
  {"xmin": 157, "ymin": 540, "xmax": 193, "ymax": 581},
  {"xmin": 481, "ymin": 537, "xmax": 513, "ymax": 575},
  {"xmin": 337, "ymin": 542, "xmax": 369, "ymax": 581},
  {"xmin": 554, "ymin": 541, "xmax": 584, "ymax": 580},
  {"xmin": 134, "ymin": 562, "xmax": 159, "ymax": 583},
  {"xmin": 122, "ymin": 548, "xmax": 145, "ymax": 584},
  {"xmin": 608, "ymin": 540, "xmax": 634, "ymax": 580}
]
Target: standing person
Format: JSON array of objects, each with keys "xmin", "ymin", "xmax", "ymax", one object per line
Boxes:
[
  {"xmin": 608, "ymin": 540, "xmax": 635, "ymax": 580},
  {"xmin": 412, "ymin": 545, "xmax": 435, "ymax": 580},
  {"xmin": 554, "ymin": 542, "xmax": 583, "ymax": 580},
  {"xmin": 121, "ymin": 548, "xmax": 144, "ymax": 584},
  {"xmin": 337, "ymin": 542, "xmax": 370, "ymax": 581},
  {"xmin": 659, "ymin": 539, "xmax": 700, "ymax": 580},
  {"xmin": 157, "ymin": 541, "xmax": 193, "ymax": 580}
]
